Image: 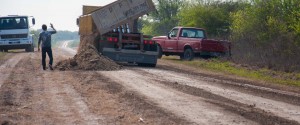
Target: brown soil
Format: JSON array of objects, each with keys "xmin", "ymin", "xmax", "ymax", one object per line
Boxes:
[
  {"xmin": 1, "ymin": 43, "xmax": 300, "ymax": 124},
  {"xmin": 55, "ymin": 43, "xmax": 121, "ymax": 71},
  {"xmin": 133, "ymin": 69, "xmax": 299, "ymax": 125},
  {"xmin": 77, "ymin": 34, "xmax": 99, "ymax": 52},
  {"xmin": 0, "ymin": 48, "xmax": 187, "ymax": 125}
]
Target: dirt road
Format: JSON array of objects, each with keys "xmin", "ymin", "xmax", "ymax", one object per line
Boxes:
[{"xmin": 0, "ymin": 41, "xmax": 299, "ymax": 125}]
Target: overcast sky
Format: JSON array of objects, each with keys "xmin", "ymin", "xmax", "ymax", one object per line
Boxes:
[{"xmin": 0, "ymin": 0, "xmax": 116, "ymax": 31}]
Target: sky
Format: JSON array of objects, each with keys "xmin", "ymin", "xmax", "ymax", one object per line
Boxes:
[{"xmin": 0, "ymin": 0, "xmax": 116, "ymax": 31}]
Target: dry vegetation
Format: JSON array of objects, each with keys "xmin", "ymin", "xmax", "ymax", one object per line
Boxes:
[
  {"xmin": 143, "ymin": 0, "xmax": 300, "ymax": 73},
  {"xmin": 163, "ymin": 56, "xmax": 300, "ymax": 87}
]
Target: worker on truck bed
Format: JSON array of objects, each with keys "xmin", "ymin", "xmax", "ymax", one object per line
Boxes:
[{"xmin": 38, "ymin": 23, "xmax": 57, "ymax": 70}]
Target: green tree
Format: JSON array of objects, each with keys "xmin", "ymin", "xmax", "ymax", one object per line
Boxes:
[
  {"xmin": 141, "ymin": 0, "xmax": 183, "ymax": 35},
  {"xmin": 51, "ymin": 30, "xmax": 80, "ymax": 45},
  {"xmin": 30, "ymin": 29, "xmax": 79, "ymax": 47},
  {"xmin": 231, "ymin": 0, "xmax": 300, "ymax": 72},
  {"xmin": 30, "ymin": 30, "xmax": 40, "ymax": 47},
  {"xmin": 178, "ymin": 0, "xmax": 248, "ymax": 38},
  {"xmin": 141, "ymin": 0, "xmax": 300, "ymax": 72}
]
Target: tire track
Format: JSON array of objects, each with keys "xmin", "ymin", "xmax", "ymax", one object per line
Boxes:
[
  {"xmin": 0, "ymin": 53, "xmax": 28, "ymax": 88},
  {"xmin": 157, "ymin": 63, "xmax": 300, "ymax": 105},
  {"xmin": 0, "ymin": 53, "xmax": 41, "ymax": 124},
  {"xmin": 0, "ymin": 49, "xmax": 103, "ymax": 124},
  {"xmin": 99, "ymin": 70, "xmax": 258, "ymax": 125},
  {"xmin": 40, "ymin": 69, "xmax": 102, "ymax": 124},
  {"xmin": 136, "ymin": 67, "xmax": 300, "ymax": 124}
]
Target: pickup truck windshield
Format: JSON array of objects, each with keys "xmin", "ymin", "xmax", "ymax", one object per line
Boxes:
[
  {"xmin": 0, "ymin": 17, "xmax": 28, "ymax": 30},
  {"xmin": 169, "ymin": 29, "xmax": 179, "ymax": 38},
  {"xmin": 180, "ymin": 28, "xmax": 205, "ymax": 38}
]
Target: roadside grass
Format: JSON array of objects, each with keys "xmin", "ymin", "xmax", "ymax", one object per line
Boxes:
[
  {"xmin": 0, "ymin": 52, "xmax": 6, "ymax": 60},
  {"xmin": 162, "ymin": 56, "xmax": 300, "ymax": 87}
]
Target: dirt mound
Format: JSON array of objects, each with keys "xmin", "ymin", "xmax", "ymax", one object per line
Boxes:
[
  {"xmin": 77, "ymin": 34, "xmax": 99, "ymax": 52},
  {"xmin": 55, "ymin": 43, "xmax": 121, "ymax": 71}
]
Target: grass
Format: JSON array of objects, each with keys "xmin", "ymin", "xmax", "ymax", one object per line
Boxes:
[
  {"xmin": 0, "ymin": 52, "xmax": 6, "ymax": 60},
  {"xmin": 163, "ymin": 56, "xmax": 300, "ymax": 87}
]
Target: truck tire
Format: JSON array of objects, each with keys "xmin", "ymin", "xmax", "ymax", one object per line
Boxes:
[
  {"xmin": 180, "ymin": 48, "xmax": 194, "ymax": 61},
  {"xmin": 138, "ymin": 63, "xmax": 156, "ymax": 67},
  {"xmin": 26, "ymin": 44, "xmax": 34, "ymax": 52},
  {"xmin": 30, "ymin": 45, "xmax": 34, "ymax": 52},
  {"xmin": 147, "ymin": 64, "xmax": 157, "ymax": 67},
  {"xmin": 25, "ymin": 47, "xmax": 30, "ymax": 52},
  {"xmin": 158, "ymin": 46, "xmax": 163, "ymax": 59},
  {"xmin": 4, "ymin": 49, "xmax": 8, "ymax": 52}
]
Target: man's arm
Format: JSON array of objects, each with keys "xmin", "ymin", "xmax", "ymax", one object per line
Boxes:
[{"xmin": 50, "ymin": 23, "xmax": 57, "ymax": 34}]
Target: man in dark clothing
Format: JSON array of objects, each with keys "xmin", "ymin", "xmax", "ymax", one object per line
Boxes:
[{"xmin": 38, "ymin": 23, "xmax": 57, "ymax": 70}]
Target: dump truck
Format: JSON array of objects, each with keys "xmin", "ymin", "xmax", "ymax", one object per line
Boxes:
[
  {"xmin": 78, "ymin": 0, "xmax": 158, "ymax": 67},
  {"xmin": 0, "ymin": 15, "xmax": 35, "ymax": 52}
]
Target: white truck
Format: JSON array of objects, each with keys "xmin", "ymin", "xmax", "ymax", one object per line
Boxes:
[{"xmin": 0, "ymin": 15, "xmax": 35, "ymax": 52}]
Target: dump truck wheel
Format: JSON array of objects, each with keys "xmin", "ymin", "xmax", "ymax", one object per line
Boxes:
[
  {"xmin": 158, "ymin": 46, "xmax": 163, "ymax": 59},
  {"xmin": 138, "ymin": 63, "xmax": 156, "ymax": 67},
  {"xmin": 147, "ymin": 64, "xmax": 156, "ymax": 67}
]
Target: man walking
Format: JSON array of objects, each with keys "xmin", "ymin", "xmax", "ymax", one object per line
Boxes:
[{"xmin": 38, "ymin": 23, "xmax": 57, "ymax": 70}]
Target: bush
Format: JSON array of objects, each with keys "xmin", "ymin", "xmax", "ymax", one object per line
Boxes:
[
  {"xmin": 230, "ymin": 0, "xmax": 300, "ymax": 72},
  {"xmin": 141, "ymin": 0, "xmax": 300, "ymax": 72},
  {"xmin": 178, "ymin": 1, "xmax": 247, "ymax": 38}
]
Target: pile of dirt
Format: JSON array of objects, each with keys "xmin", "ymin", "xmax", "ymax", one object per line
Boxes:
[
  {"xmin": 55, "ymin": 43, "xmax": 121, "ymax": 71},
  {"xmin": 77, "ymin": 34, "xmax": 99, "ymax": 52}
]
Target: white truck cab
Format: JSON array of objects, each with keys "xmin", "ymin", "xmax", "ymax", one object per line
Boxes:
[{"xmin": 0, "ymin": 15, "xmax": 35, "ymax": 52}]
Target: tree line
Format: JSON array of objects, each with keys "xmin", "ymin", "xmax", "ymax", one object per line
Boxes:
[
  {"xmin": 31, "ymin": 30, "xmax": 79, "ymax": 47},
  {"xmin": 141, "ymin": 0, "xmax": 300, "ymax": 72}
]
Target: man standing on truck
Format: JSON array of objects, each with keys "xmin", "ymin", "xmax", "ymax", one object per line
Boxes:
[{"xmin": 38, "ymin": 23, "xmax": 57, "ymax": 70}]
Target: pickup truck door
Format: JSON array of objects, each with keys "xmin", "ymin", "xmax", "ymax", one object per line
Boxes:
[{"xmin": 164, "ymin": 28, "xmax": 179, "ymax": 52}]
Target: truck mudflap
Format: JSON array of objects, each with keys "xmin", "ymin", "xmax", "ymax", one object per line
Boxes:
[{"xmin": 102, "ymin": 48, "xmax": 158, "ymax": 65}]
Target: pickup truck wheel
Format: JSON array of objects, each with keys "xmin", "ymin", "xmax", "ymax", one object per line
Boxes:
[
  {"xmin": 158, "ymin": 46, "xmax": 163, "ymax": 59},
  {"xmin": 181, "ymin": 48, "xmax": 194, "ymax": 61}
]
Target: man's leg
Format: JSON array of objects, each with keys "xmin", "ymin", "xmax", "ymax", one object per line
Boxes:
[
  {"xmin": 42, "ymin": 48, "xmax": 47, "ymax": 70},
  {"xmin": 47, "ymin": 48, "xmax": 54, "ymax": 70}
]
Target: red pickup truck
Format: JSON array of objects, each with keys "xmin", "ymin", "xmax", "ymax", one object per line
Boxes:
[{"xmin": 152, "ymin": 27, "xmax": 231, "ymax": 60}]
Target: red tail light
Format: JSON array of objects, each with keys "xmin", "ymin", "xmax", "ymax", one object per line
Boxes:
[
  {"xmin": 108, "ymin": 37, "xmax": 113, "ymax": 42},
  {"xmin": 144, "ymin": 40, "xmax": 154, "ymax": 45},
  {"xmin": 113, "ymin": 38, "xmax": 118, "ymax": 42},
  {"xmin": 107, "ymin": 37, "xmax": 118, "ymax": 42}
]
